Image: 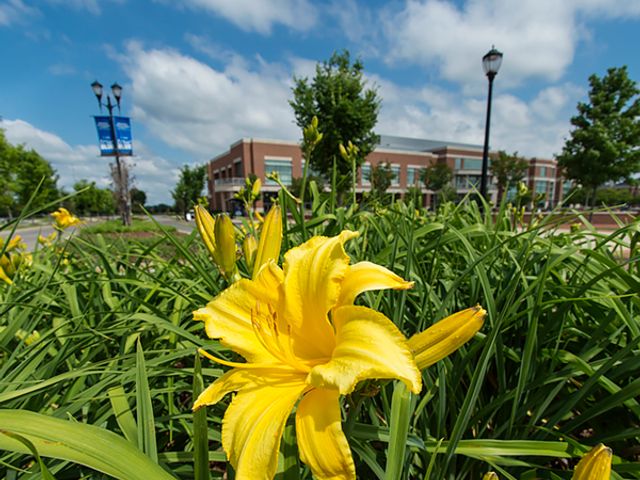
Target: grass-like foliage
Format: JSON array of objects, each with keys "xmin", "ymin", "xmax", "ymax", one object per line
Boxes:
[{"xmin": 0, "ymin": 194, "xmax": 638, "ymax": 479}]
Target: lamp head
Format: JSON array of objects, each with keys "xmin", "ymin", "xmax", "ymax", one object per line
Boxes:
[{"xmin": 482, "ymin": 46, "xmax": 503, "ymax": 78}]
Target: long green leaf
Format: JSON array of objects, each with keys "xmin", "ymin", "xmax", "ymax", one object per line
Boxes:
[{"xmin": 0, "ymin": 410, "xmax": 175, "ymax": 480}]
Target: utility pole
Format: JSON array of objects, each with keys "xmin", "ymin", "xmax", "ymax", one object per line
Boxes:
[{"xmin": 91, "ymin": 81, "xmax": 132, "ymax": 226}]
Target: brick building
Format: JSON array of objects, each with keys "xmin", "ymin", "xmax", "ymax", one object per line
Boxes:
[{"xmin": 206, "ymin": 135, "xmax": 560, "ymax": 212}]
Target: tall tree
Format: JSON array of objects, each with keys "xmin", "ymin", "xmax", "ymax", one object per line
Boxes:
[
  {"xmin": 172, "ymin": 164, "xmax": 206, "ymax": 216},
  {"xmin": 72, "ymin": 180, "xmax": 116, "ymax": 215},
  {"xmin": 0, "ymin": 131, "xmax": 60, "ymax": 216},
  {"xmin": 130, "ymin": 188, "xmax": 147, "ymax": 213},
  {"xmin": 421, "ymin": 163, "xmax": 454, "ymax": 207},
  {"xmin": 558, "ymin": 66, "xmax": 640, "ymax": 206},
  {"xmin": 490, "ymin": 150, "xmax": 529, "ymax": 203},
  {"xmin": 290, "ymin": 50, "xmax": 380, "ymax": 199},
  {"xmin": 370, "ymin": 162, "xmax": 395, "ymax": 201}
]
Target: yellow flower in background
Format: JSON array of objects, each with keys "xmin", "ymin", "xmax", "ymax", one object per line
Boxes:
[
  {"xmin": 213, "ymin": 214, "xmax": 237, "ymax": 278},
  {"xmin": 242, "ymin": 234, "xmax": 257, "ymax": 271},
  {"xmin": 193, "ymin": 231, "xmax": 420, "ymax": 480},
  {"xmin": 251, "ymin": 205, "xmax": 281, "ymax": 279},
  {"xmin": 0, "ymin": 264, "xmax": 11, "ymax": 285},
  {"xmin": 483, "ymin": 473, "xmax": 499, "ymax": 480},
  {"xmin": 0, "ymin": 235, "xmax": 29, "ymax": 285},
  {"xmin": 38, "ymin": 231, "xmax": 58, "ymax": 247},
  {"xmin": 51, "ymin": 207, "xmax": 81, "ymax": 230},
  {"xmin": 572, "ymin": 444, "xmax": 612, "ymax": 480},
  {"xmin": 195, "ymin": 205, "xmax": 216, "ymax": 258},
  {"xmin": 408, "ymin": 306, "xmax": 486, "ymax": 370}
]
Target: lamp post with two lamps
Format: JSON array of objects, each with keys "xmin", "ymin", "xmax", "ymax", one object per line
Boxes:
[
  {"xmin": 479, "ymin": 46, "xmax": 503, "ymax": 204},
  {"xmin": 91, "ymin": 80, "xmax": 132, "ymax": 226}
]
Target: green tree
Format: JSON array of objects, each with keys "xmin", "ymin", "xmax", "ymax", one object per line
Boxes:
[
  {"xmin": 0, "ymin": 131, "xmax": 60, "ymax": 216},
  {"xmin": 172, "ymin": 164, "xmax": 206, "ymax": 216},
  {"xmin": 490, "ymin": 150, "xmax": 529, "ymax": 203},
  {"xmin": 130, "ymin": 188, "xmax": 147, "ymax": 213},
  {"xmin": 72, "ymin": 180, "xmax": 116, "ymax": 215},
  {"xmin": 421, "ymin": 162, "xmax": 454, "ymax": 207},
  {"xmin": 290, "ymin": 50, "xmax": 380, "ymax": 199},
  {"xmin": 558, "ymin": 66, "xmax": 640, "ymax": 207},
  {"xmin": 369, "ymin": 162, "xmax": 395, "ymax": 201},
  {"xmin": 0, "ymin": 131, "xmax": 15, "ymax": 217}
]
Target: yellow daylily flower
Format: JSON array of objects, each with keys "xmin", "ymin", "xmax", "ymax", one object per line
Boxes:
[
  {"xmin": 252, "ymin": 205, "xmax": 282, "ymax": 279},
  {"xmin": 408, "ymin": 305, "xmax": 486, "ymax": 370},
  {"xmin": 193, "ymin": 231, "xmax": 420, "ymax": 480},
  {"xmin": 251, "ymin": 178, "xmax": 262, "ymax": 198},
  {"xmin": 483, "ymin": 473, "xmax": 499, "ymax": 480},
  {"xmin": 242, "ymin": 234, "xmax": 257, "ymax": 271},
  {"xmin": 213, "ymin": 214, "xmax": 238, "ymax": 279},
  {"xmin": 51, "ymin": 207, "xmax": 81, "ymax": 230},
  {"xmin": 0, "ymin": 264, "xmax": 12, "ymax": 285},
  {"xmin": 195, "ymin": 206, "xmax": 240, "ymax": 282},
  {"xmin": 195, "ymin": 205, "xmax": 216, "ymax": 258},
  {"xmin": 572, "ymin": 444, "xmax": 612, "ymax": 480},
  {"xmin": 38, "ymin": 231, "xmax": 58, "ymax": 247}
]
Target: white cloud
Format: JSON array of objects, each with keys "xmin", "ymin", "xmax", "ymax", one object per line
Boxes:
[
  {"xmin": 118, "ymin": 41, "xmax": 299, "ymax": 157},
  {"xmin": 48, "ymin": 63, "xmax": 76, "ymax": 76},
  {"xmin": 385, "ymin": 0, "xmax": 640, "ymax": 89},
  {"xmin": 374, "ymin": 76, "xmax": 582, "ymax": 158},
  {"xmin": 1, "ymin": 119, "xmax": 177, "ymax": 204},
  {"xmin": 0, "ymin": 0, "xmax": 37, "ymax": 26},
  {"xmin": 44, "ymin": 0, "xmax": 123, "ymax": 15},
  {"xmin": 181, "ymin": 0, "xmax": 317, "ymax": 34}
]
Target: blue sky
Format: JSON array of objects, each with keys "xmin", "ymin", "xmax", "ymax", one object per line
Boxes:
[{"xmin": 1, "ymin": 0, "xmax": 639, "ymax": 204}]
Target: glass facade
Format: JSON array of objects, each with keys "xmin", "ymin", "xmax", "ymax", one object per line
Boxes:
[
  {"xmin": 264, "ymin": 158, "xmax": 292, "ymax": 186},
  {"xmin": 391, "ymin": 165, "xmax": 400, "ymax": 186},
  {"xmin": 361, "ymin": 164, "xmax": 371, "ymax": 185},
  {"xmin": 455, "ymin": 175, "xmax": 481, "ymax": 189},
  {"xmin": 407, "ymin": 167, "xmax": 420, "ymax": 186},
  {"xmin": 455, "ymin": 158, "xmax": 463, "ymax": 169},
  {"xmin": 234, "ymin": 161, "xmax": 243, "ymax": 177},
  {"xmin": 539, "ymin": 166, "xmax": 546, "ymax": 177},
  {"xmin": 463, "ymin": 158, "xmax": 483, "ymax": 170}
]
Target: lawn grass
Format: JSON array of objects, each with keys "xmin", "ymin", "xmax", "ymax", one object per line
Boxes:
[{"xmin": 0, "ymin": 196, "xmax": 638, "ymax": 479}]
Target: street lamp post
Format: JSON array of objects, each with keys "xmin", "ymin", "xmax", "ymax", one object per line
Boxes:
[
  {"xmin": 91, "ymin": 80, "xmax": 132, "ymax": 226},
  {"xmin": 480, "ymin": 46, "xmax": 503, "ymax": 203}
]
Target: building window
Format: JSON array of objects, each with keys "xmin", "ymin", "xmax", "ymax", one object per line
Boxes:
[
  {"xmin": 361, "ymin": 164, "xmax": 371, "ymax": 185},
  {"xmin": 265, "ymin": 158, "xmax": 292, "ymax": 186},
  {"xmin": 390, "ymin": 165, "xmax": 400, "ymax": 186},
  {"xmin": 455, "ymin": 175, "xmax": 481, "ymax": 189},
  {"xmin": 455, "ymin": 158, "xmax": 463, "ymax": 170},
  {"xmin": 234, "ymin": 160, "xmax": 243, "ymax": 177},
  {"xmin": 407, "ymin": 167, "xmax": 419, "ymax": 186},
  {"xmin": 540, "ymin": 166, "xmax": 547, "ymax": 177},
  {"xmin": 535, "ymin": 180, "xmax": 547, "ymax": 195},
  {"xmin": 463, "ymin": 158, "xmax": 483, "ymax": 170}
]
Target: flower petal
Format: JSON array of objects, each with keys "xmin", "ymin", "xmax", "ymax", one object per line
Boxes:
[
  {"xmin": 307, "ymin": 306, "xmax": 421, "ymax": 395},
  {"xmin": 337, "ymin": 261, "xmax": 413, "ymax": 306},
  {"xmin": 193, "ymin": 367, "xmax": 304, "ymax": 410},
  {"xmin": 282, "ymin": 231, "xmax": 358, "ymax": 359},
  {"xmin": 222, "ymin": 376, "xmax": 308, "ymax": 479},
  {"xmin": 194, "ymin": 273, "xmax": 282, "ymax": 363},
  {"xmin": 572, "ymin": 443, "xmax": 612, "ymax": 480},
  {"xmin": 408, "ymin": 306, "xmax": 486, "ymax": 370},
  {"xmin": 253, "ymin": 205, "xmax": 282, "ymax": 279},
  {"xmin": 296, "ymin": 388, "xmax": 356, "ymax": 480}
]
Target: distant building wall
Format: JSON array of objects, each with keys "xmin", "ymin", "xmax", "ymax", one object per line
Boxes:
[{"xmin": 206, "ymin": 136, "xmax": 558, "ymax": 212}]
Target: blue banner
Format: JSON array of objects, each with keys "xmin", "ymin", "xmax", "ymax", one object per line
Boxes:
[
  {"xmin": 114, "ymin": 116, "xmax": 133, "ymax": 156},
  {"xmin": 94, "ymin": 116, "xmax": 114, "ymax": 156},
  {"xmin": 93, "ymin": 116, "xmax": 133, "ymax": 156}
]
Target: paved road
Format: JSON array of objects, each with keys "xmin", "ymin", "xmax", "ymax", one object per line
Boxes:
[{"xmin": 1, "ymin": 215, "xmax": 196, "ymax": 251}]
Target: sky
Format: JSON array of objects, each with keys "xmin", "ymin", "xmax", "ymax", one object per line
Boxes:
[{"xmin": 1, "ymin": 0, "xmax": 639, "ymax": 204}]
